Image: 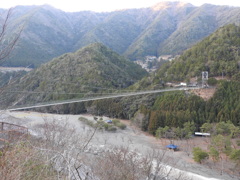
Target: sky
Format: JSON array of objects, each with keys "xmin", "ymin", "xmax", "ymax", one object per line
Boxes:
[{"xmin": 0, "ymin": 0, "xmax": 240, "ymax": 12}]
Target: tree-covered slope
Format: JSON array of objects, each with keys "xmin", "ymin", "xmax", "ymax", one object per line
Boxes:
[
  {"xmin": 119, "ymin": 24, "xmax": 240, "ymax": 134},
  {"xmin": 124, "ymin": 2, "xmax": 195, "ymax": 59},
  {"xmin": 135, "ymin": 80, "xmax": 240, "ymax": 134},
  {"xmin": 6, "ymin": 5, "xmax": 77, "ymax": 67},
  {"xmin": 157, "ymin": 4, "xmax": 220, "ymax": 55},
  {"xmin": 206, "ymin": 81, "xmax": 240, "ymax": 126},
  {"xmin": 3, "ymin": 2, "xmax": 240, "ymax": 67},
  {"xmin": 127, "ymin": 24, "xmax": 240, "ymax": 135},
  {"xmin": 150, "ymin": 24, "xmax": 240, "ymax": 84},
  {"xmin": 1, "ymin": 43, "xmax": 147, "ymax": 108},
  {"xmin": 75, "ymin": 9, "xmax": 146, "ymax": 55}
]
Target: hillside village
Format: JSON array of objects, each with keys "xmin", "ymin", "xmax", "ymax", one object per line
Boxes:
[{"xmin": 134, "ymin": 55, "xmax": 174, "ymax": 72}]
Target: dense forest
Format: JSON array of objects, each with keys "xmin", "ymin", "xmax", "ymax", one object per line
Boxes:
[
  {"xmin": 131, "ymin": 80, "xmax": 239, "ymax": 136},
  {"xmin": 0, "ymin": 43, "xmax": 147, "ymax": 109},
  {"xmin": 130, "ymin": 24, "xmax": 240, "ymax": 91},
  {"xmin": 81, "ymin": 25, "xmax": 240, "ymax": 137},
  {"xmin": 157, "ymin": 24, "xmax": 240, "ymax": 82},
  {"xmin": 130, "ymin": 24, "xmax": 240, "ymax": 134}
]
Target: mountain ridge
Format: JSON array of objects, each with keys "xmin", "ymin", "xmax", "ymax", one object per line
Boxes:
[
  {"xmin": 1, "ymin": 43, "xmax": 147, "ymax": 109},
  {"xmin": 2, "ymin": 2, "xmax": 240, "ymax": 67},
  {"xmin": 131, "ymin": 24, "xmax": 240, "ymax": 91}
]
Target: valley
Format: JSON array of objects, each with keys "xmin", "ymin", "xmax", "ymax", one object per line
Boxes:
[{"xmin": 0, "ymin": 1, "xmax": 240, "ymax": 179}]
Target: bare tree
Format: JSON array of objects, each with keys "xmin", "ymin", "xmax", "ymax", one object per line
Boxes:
[
  {"xmin": 30, "ymin": 117, "xmax": 99, "ymax": 180},
  {"xmin": 0, "ymin": 136, "xmax": 57, "ymax": 180},
  {"xmin": 1, "ymin": 114, "xmax": 192, "ymax": 180},
  {"xmin": 29, "ymin": 117, "xmax": 191, "ymax": 180},
  {"xmin": 0, "ymin": 7, "xmax": 23, "ymax": 63},
  {"xmin": 88, "ymin": 146, "xmax": 190, "ymax": 180}
]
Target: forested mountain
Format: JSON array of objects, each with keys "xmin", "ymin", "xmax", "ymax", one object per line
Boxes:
[
  {"xmin": 71, "ymin": 24, "xmax": 240, "ymax": 134},
  {"xmin": 2, "ymin": 2, "xmax": 240, "ymax": 67},
  {"xmin": 1, "ymin": 43, "xmax": 147, "ymax": 109},
  {"xmin": 2, "ymin": 24, "xmax": 240, "ymax": 135},
  {"xmin": 131, "ymin": 24, "xmax": 240, "ymax": 90},
  {"xmin": 159, "ymin": 24, "xmax": 240, "ymax": 81},
  {"xmin": 130, "ymin": 24, "xmax": 240, "ymax": 134}
]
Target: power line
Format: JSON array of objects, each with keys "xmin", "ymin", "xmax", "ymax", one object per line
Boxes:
[
  {"xmin": 6, "ymin": 90, "xmax": 122, "ymax": 95},
  {"xmin": 6, "ymin": 87, "xmax": 202, "ymax": 111}
]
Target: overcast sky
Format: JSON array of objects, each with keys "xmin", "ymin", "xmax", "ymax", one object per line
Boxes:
[{"xmin": 1, "ymin": 0, "xmax": 240, "ymax": 12}]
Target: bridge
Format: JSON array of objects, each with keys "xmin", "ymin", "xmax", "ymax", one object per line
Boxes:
[{"xmin": 7, "ymin": 87, "xmax": 201, "ymax": 111}]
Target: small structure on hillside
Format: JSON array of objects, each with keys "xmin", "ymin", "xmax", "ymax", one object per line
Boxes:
[
  {"xmin": 194, "ymin": 132, "xmax": 210, "ymax": 137},
  {"xmin": 166, "ymin": 144, "xmax": 178, "ymax": 151},
  {"xmin": 180, "ymin": 82, "xmax": 187, "ymax": 86}
]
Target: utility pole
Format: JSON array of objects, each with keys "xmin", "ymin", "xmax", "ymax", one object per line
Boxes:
[{"xmin": 202, "ymin": 71, "xmax": 208, "ymax": 88}]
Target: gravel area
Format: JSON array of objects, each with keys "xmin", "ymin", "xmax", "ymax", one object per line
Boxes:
[{"xmin": 1, "ymin": 111, "xmax": 238, "ymax": 180}]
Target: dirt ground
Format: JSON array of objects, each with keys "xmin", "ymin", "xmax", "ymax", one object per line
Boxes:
[
  {"xmin": 191, "ymin": 88, "xmax": 216, "ymax": 100},
  {"xmin": 1, "ymin": 111, "xmax": 239, "ymax": 180},
  {"xmin": 121, "ymin": 119, "xmax": 240, "ymax": 179}
]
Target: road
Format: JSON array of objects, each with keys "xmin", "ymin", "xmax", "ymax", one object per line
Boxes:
[
  {"xmin": 1, "ymin": 110, "xmax": 236, "ymax": 180},
  {"xmin": 0, "ymin": 66, "xmax": 32, "ymax": 73},
  {"xmin": 7, "ymin": 87, "xmax": 200, "ymax": 111}
]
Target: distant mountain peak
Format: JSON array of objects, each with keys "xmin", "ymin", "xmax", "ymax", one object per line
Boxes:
[
  {"xmin": 151, "ymin": 1, "xmax": 193, "ymax": 11},
  {"xmin": 151, "ymin": 1, "xmax": 194, "ymax": 11}
]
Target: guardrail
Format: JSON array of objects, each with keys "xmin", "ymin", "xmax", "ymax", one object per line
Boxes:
[{"xmin": 0, "ymin": 122, "xmax": 28, "ymax": 144}]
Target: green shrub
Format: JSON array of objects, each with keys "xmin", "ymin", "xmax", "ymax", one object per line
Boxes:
[
  {"xmin": 112, "ymin": 119, "xmax": 120, "ymax": 125},
  {"xmin": 78, "ymin": 117, "xmax": 87, "ymax": 122},
  {"xmin": 103, "ymin": 123, "xmax": 110, "ymax": 130},
  {"xmin": 207, "ymin": 78, "xmax": 218, "ymax": 86},
  {"xmin": 209, "ymin": 147, "xmax": 219, "ymax": 162},
  {"xmin": 112, "ymin": 119, "xmax": 127, "ymax": 130},
  {"xmin": 107, "ymin": 125, "xmax": 117, "ymax": 132},
  {"xmin": 236, "ymin": 139, "xmax": 240, "ymax": 146},
  {"xmin": 116, "ymin": 122, "xmax": 127, "ymax": 130},
  {"xmin": 96, "ymin": 121, "xmax": 105, "ymax": 129},
  {"xmin": 79, "ymin": 117, "xmax": 125, "ymax": 131},
  {"xmin": 230, "ymin": 149, "xmax": 240, "ymax": 162},
  {"xmin": 78, "ymin": 117, "xmax": 95, "ymax": 127},
  {"xmin": 192, "ymin": 147, "xmax": 209, "ymax": 163}
]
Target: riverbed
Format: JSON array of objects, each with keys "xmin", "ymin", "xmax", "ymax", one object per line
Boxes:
[{"xmin": 0, "ymin": 111, "xmax": 237, "ymax": 180}]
